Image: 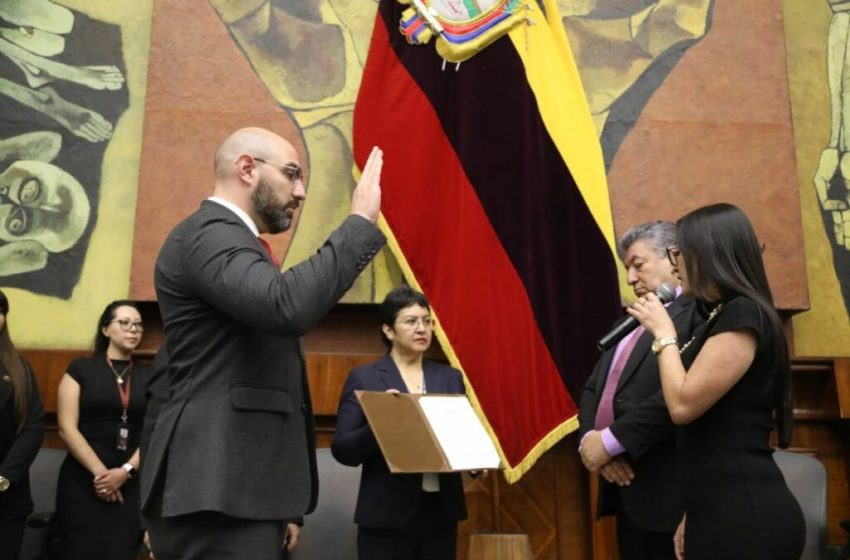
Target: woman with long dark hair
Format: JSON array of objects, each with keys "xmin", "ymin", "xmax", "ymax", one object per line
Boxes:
[
  {"xmin": 628, "ymin": 203, "xmax": 804, "ymax": 559},
  {"xmin": 56, "ymin": 300, "xmax": 152, "ymax": 559},
  {"xmin": 0, "ymin": 289, "xmax": 44, "ymax": 560},
  {"xmin": 332, "ymin": 286, "xmax": 468, "ymax": 560}
]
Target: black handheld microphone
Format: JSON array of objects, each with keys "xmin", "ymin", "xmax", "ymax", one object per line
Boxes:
[{"xmin": 596, "ymin": 282, "xmax": 677, "ymax": 351}]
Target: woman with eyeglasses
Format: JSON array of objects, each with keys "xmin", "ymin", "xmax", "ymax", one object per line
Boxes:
[
  {"xmin": 56, "ymin": 300, "xmax": 153, "ymax": 559},
  {"xmin": 627, "ymin": 204, "xmax": 804, "ymax": 560},
  {"xmin": 0, "ymin": 289, "xmax": 44, "ymax": 560},
  {"xmin": 332, "ymin": 286, "xmax": 468, "ymax": 560}
]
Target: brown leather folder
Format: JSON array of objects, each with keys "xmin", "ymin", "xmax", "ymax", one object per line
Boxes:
[{"xmin": 355, "ymin": 391, "xmax": 502, "ymax": 473}]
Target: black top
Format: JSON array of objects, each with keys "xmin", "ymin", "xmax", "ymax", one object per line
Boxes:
[
  {"xmin": 59, "ymin": 356, "xmax": 152, "ymax": 485},
  {"xmin": 677, "ymin": 296, "xmax": 804, "ymax": 559},
  {"xmin": 0, "ymin": 362, "xmax": 44, "ymax": 521}
]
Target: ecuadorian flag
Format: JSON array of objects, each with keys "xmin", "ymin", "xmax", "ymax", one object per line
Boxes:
[{"xmin": 354, "ymin": 0, "xmax": 621, "ymax": 482}]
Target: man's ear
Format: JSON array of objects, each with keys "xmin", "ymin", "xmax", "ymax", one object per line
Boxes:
[{"xmin": 235, "ymin": 154, "xmax": 257, "ymax": 185}]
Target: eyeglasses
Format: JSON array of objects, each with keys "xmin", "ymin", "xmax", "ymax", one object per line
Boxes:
[
  {"xmin": 666, "ymin": 245, "xmax": 680, "ymax": 267},
  {"xmin": 665, "ymin": 243, "xmax": 765, "ymax": 268},
  {"xmin": 111, "ymin": 319, "xmax": 144, "ymax": 332},
  {"xmin": 398, "ymin": 316, "xmax": 434, "ymax": 330},
  {"xmin": 252, "ymin": 157, "xmax": 303, "ymax": 183}
]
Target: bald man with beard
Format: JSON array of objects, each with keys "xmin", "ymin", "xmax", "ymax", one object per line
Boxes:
[{"xmin": 140, "ymin": 128, "xmax": 386, "ymax": 560}]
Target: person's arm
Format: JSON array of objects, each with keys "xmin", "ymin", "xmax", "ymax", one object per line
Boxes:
[
  {"xmin": 181, "ymin": 150, "xmax": 386, "ymax": 337},
  {"xmin": 656, "ymin": 330, "xmax": 755, "ymax": 424},
  {"xmin": 57, "ymin": 373, "xmax": 108, "ymax": 476},
  {"xmin": 185, "ymin": 217, "xmax": 385, "ymax": 337},
  {"xmin": 607, "ymin": 389, "xmax": 676, "ymax": 460},
  {"xmin": 628, "ymin": 294, "xmax": 756, "ymax": 424},
  {"xmin": 604, "ymin": 300, "xmax": 693, "ymax": 457},
  {"xmin": 578, "ymin": 354, "xmax": 634, "ymax": 480},
  {"xmin": 0, "ymin": 365, "xmax": 44, "ymax": 485},
  {"xmin": 330, "ymin": 371, "xmax": 380, "ymax": 467}
]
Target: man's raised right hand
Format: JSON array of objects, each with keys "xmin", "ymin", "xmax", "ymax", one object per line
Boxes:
[{"xmin": 350, "ymin": 146, "xmax": 383, "ymax": 224}]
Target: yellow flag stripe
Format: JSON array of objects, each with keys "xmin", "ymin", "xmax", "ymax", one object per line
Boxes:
[{"xmin": 508, "ymin": 0, "xmax": 617, "ymax": 259}]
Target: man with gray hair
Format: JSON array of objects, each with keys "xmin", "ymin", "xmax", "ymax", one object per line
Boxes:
[{"xmin": 578, "ymin": 221, "xmax": 693, "ymax": 560}]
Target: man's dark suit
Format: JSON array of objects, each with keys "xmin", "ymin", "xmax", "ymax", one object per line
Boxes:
[
  {"xmin": 331, "ymin": 356, "xmax": 467, "ymax": 531},
  {"xmin": 141, "ymin": 201, "xmax": 385, "ymax": 529},
  {"xmin": 579, "ymin": 295, "xmax": 694, "ymax": 542}
]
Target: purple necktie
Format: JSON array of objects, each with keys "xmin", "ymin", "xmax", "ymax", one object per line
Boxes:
[{"xmin": 595, "ymin": 326, "xmax": 644, "ymax": 430}]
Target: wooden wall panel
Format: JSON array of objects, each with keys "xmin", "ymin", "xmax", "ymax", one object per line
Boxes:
[
  {"xmin": 835, "ymin": 360, "xmax": 850, "ymax": 419},
  {"xmin": 20, "ymin": 349, "xmax": 88, "ymax": 413},
  {"xmin": 306, "ymin": 354, "xmax": 381, "ymax": 415},
  {"xmin": 555, "ymin": 438, "xmax": 594, "ymax": 560},
  {"xmin": 19, "ymin": 325, "xmax": 850, "ymax": 558}
]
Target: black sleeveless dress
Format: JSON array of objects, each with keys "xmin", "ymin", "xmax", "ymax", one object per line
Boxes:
[{"xmin": 678, "ymin": 296, "xmax": 804, "ymax": 559}]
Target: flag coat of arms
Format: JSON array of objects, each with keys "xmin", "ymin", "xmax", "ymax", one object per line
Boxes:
[{"xmin": 354, "ymin": 0, "xmax": 621, "ymax": 481}]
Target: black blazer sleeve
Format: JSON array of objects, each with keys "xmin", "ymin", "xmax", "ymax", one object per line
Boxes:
[
  {"xmin": 578, "ymin": 353, "xmax": 610, "ymax": 438},
  {"xmin": 608, "ymin": 297, "xmax": 695, "ymax": 460},
  {"xmin": 331, "ymin": 368, "xmax": 380, "ymax": 467},
  {"xmin": 608, "ymin": 390, "xmax": 675, "ymax": 460},
  {"xmin": 0, "ymin": 365, "xmax": 44, "ymax": 485}
]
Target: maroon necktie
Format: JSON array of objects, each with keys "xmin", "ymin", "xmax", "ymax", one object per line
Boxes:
[
  {"xmin": 258, "ymin": 237, "xmax": 280, "ymax": 268},
  {"xmin": 595, "ymin": 326, "xmax": 644, "ymax": 429}
]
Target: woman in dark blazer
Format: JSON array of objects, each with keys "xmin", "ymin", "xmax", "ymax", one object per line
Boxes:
[
  {"xmin": 0, "ymin": 288, "xmax": 45, "ymax": 560},
  {"xmin": 332, "ymin": 286, "xmax": 467, "ymax": 560}
]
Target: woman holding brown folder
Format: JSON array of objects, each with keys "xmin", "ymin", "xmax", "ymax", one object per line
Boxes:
[{"xmin": 332, "ymin": 286, "xmax": 468, "ymax": 560}]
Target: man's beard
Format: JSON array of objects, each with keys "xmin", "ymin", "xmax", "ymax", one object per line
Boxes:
[{"xmin": 252, "ymin": 178, "xmax": 293, "ymax": 234}]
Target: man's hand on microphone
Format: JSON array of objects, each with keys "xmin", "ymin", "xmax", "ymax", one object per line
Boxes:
[
  {"xmin": 579, "ymin": 430, "xmax": 612, "ymax": 472},
  {"xmin": 627, "ymin": 293, "xmax": 675, "ymax": 339}
]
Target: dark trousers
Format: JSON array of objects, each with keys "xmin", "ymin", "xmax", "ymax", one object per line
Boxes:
[
  {"xmin": 0, "ymin": 517, "xmax": 25, "ymax": 560},
  {"xmin": 357, "ymin": 492, "xmax": 458, "ymax": 560},
  {"xmin": 143, "ymin": 485, "xmax": 284, "ymax": 560},
  {"xmin": 616, "ymin": 512, "xmax": 677, "ymax": 560}
]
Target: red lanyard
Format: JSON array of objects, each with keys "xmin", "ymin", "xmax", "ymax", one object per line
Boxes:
[{"xmin": 106, "ymin": 356, "xmax": 133, "ymax": 423}]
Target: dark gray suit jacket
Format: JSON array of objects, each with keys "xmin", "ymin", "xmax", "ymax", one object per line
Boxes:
[
  {"xmin": 141, "ymin": 200, "xmax": 385, "ymax": 521},
  {"xmin": 578, "ymin": 295, "xmax": 694, "ymax": 533}
]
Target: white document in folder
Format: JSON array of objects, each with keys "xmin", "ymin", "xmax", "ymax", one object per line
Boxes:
[{"xmin": 418, "ymin": 395, "xmax": 501, "ymax": 471}]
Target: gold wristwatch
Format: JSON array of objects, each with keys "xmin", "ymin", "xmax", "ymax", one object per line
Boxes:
[
  {"xmin": 652, "ymin": 336, "xmax": 678, "ymax": 354},
  {"xmin": 0, "ymin": 475, "xmax": 9, "ymax": 492}
]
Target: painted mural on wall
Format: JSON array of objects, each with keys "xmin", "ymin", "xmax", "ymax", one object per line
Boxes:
[
  {"xmin": 204, "ymin": 0, "xmax": 714, "ymax": 303},
  {"xmin": 814, "ymin": 2, "xmax": 850, "ymax": 328},
  {"xmin": 785, "ymin": 0, "xmax": 850, "ymax": 356},
  {"xmin": 0, "ymin": 0, "xmax": 128, "ymax": 298},
  {"xmin": 207, "ymin": 0, "xmax": 399, "ymax": 303},
  {"xmin": 559, "ymin": 0, "xmax": 715, "ymax": 167}
]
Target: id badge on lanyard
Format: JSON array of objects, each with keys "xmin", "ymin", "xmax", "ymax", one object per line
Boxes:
[
  {"xmin": 117, "ymin": 421, "xmax": 129, "ymax": 451},
  {"xmin": 111, "ymin": 362, "xmax": 132, "ymax": 451}
]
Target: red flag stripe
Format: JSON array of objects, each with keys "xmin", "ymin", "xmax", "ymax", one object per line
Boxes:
[{"xmin": 354, "ymin": 16, "xmax": 576, "ymax": 466}]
